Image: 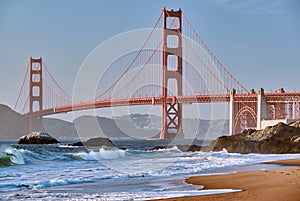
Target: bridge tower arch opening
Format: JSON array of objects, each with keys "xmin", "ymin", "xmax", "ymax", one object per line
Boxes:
[
  {"xmin": 229, "ymin": 89, "xmax": 258, "ymax": 135},
  {"xmin": 160, "ymin": 8, "xmax": 184, "ymax": 139}
]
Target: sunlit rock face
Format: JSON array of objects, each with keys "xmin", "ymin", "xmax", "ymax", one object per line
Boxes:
[
  {"xmin": 212, "ymin": 121, "xmax": 300, "ymax": 154},
  {"xmin": 18, "ymin": 131, "xmax": 60, "ymax": 144}
]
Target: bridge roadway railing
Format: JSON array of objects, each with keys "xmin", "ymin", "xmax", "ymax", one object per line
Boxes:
[{"xmin": 25, "ymin": 94, "xmax": 234, "ymax": 118}]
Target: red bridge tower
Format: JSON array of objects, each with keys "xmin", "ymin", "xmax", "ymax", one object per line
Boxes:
[
  {"xmin": 29, "ymin": 57, "xmax": 44, "ymax": 132},
  {"xmin": 160, "ymin": 8, "xmax": 184, "ymax": 139}
]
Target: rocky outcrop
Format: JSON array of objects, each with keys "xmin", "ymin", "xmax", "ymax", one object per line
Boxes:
[
  {"xmin": 212, "ymin": 121, "xmax": 300, "ymax": 154},
  {"xmin": 18, "ymin": 131, "xmax": 60, "ymax": 144},
  {"xmin": 289, "ymin": 121, "xmax": 300, "ymax": 128},
  {"xmin": 70, "ymin": 137, "xmax": 115, "ymax": 147},
  {"xmin": 256, "ymin": 138, "xmax": 300, "ymax": 154},
  {"xmin": 212, "ymin": 136, "xmax": 257, "ymax": 154}
]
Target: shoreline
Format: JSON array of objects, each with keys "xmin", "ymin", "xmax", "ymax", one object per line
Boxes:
[{"xmin": 153, "ymin": 158, "xmax": 300, "ymax": 201}]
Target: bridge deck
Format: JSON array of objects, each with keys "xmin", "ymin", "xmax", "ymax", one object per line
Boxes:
[{"xmin": 26, "ymin": 92, "xmax": 300, "ymax": 118}]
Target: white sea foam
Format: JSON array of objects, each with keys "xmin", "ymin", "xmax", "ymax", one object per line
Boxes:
[
  {"xmin": 72, "ymin": 147, "xmax": 126, "ymax": 161},
  {"xmin": 94, "ymin": 147, "xmax": 126, "ymax": 159},
  {"xmin": 33, "ymin": 177, "xmax": 101, "ymax": 189},
  {"xmin": 1, "ymin": 189, "xmax": 243, "ymax": 201}
]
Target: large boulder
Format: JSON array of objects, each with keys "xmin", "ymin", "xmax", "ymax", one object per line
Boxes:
[
  {"xmin": 150, "ymin": 145, "xmax": 211, "ymax": 152},
  {"xmin": 18, "ymin": 131, "xmax": 60, "ymax": 144},
  {"xmin": 70, "ymin": 137, "xmax": 115, "ymax": 147},
  {"xmin": 212, "ymin": 135, "xmax": 257, "ymax": 154},
  {"xmin": 256, "ymin": 138, "xmax": 300, "ymax": 154},
  {"xmin": 212, "ymin": 121, "xmax": 300, "ymax": 154}
]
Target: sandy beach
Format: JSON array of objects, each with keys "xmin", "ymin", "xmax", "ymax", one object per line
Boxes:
[{"xmin": 154, "ymin": 159, "xmax": 300, "ymax": 201}]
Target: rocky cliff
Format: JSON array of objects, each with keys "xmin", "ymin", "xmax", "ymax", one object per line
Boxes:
[{"xmin": 212, "ymin": 121, "xmax": 300, "ymax": 154}]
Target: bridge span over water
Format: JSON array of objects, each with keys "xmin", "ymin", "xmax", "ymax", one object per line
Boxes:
[{"xmin": 14, "ymin": 8, "xmax": 300, "ymax": 139}]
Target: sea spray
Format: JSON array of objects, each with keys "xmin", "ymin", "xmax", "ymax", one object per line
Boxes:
[{"xmin": 72, "ymin": 147, "xmax": 126, "ymax": 161}]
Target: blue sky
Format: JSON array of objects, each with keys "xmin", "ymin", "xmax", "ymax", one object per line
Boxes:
[{"xmin": 0, "ymin": 0, "xmax": 299, "ymax": 119}]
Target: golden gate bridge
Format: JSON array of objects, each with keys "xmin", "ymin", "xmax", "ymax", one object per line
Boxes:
[{"xmin": 14, "ymin": 8, "xmax": 300, "ymax": 139}]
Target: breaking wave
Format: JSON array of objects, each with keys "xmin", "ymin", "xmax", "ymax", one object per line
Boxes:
[
  {"xmin": 72, "ymin": 147, "xmax": 126, "ymax": 160},
  {"xmin": 0, "ymin": 147, "xmax": 25, "ymax": 166}
]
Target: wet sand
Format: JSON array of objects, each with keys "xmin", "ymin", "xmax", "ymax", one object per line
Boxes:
[{"xmin": 153, "ymin": 159, "xmax": 300, "ymax": 201}]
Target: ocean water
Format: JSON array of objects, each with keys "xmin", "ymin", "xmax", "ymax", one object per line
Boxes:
[{"xmin": 1, "ymin": 140, "xmax": 300, "ymax": 200}]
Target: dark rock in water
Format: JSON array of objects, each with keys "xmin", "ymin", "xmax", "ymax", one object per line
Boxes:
[
  {"xmin": 149, "ymin": 146, "xmax": 167, "ymax": 151},
  {"xmin": 70, "ymin": 137, "xmax": 115, "ymax": 147},
  {"xmin": 150, "ymin": 145, "xmax": 211, "ymax": 152},
  {"xmin": 18, "ymin": 131, "xmax": 60, "ymax": 144},
  {"xmin": 84, "ymin": 137, "xmax": 114, "ymax": 146},
  {"xmin": 212, "ymin": 121, "xmax": 300, "ymax": 154},
  {"xmin": 179, "ymin": 145, "xmax": 212, "ymax": 152},
  {"xmin": 70, "ymin": 141, "xmax": 84, "ymax": 146}
]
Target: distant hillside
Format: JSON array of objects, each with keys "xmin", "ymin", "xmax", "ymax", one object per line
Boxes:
[
  {"xmin": 0, "ymin": 104, "xmax": 77, "ymax": 140},
  {"xmin": 0, "ymin": 104, "xmax": 160, "ymax": 140},
  {"xmin": 183, "ymin": 118, "xmax": 229, "ymax": 140},
  {"xmin": 43, "ymin": 118, "xmax": 78, "ymax": 139},
  {"xmin": 73, "ymin": 115, "xmax": 160, "ymax": 139},
  {"xmin": 68, "ymin": 114, "xmax": 229, "ymax": 140},
  {"xmin": 117, "ymin": 114, "xmax": 229, "ymax": 140},
  {"xmin": 0, "ymin": 104, "xmax": 228, "ymax": 140},
  {"xmin": 0, "ymin": 104, "xmax": 28, "ymax": 139}
]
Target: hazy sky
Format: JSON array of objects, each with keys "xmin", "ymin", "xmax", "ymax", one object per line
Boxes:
[{"xmin": 0, "ymin": 0, "xmax": 299, "ymax": 120}]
